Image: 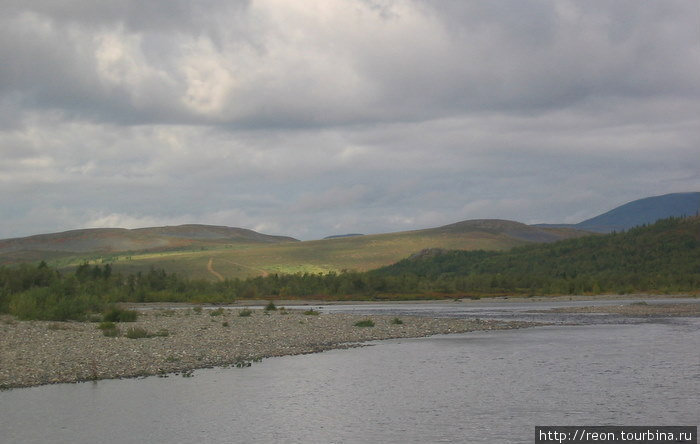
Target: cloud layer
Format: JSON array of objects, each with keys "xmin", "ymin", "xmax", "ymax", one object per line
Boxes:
[{"xmin": 2, "ymin": 0, "xmax": 699, "ymax": 239}]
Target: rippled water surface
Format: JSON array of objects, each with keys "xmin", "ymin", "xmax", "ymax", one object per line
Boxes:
[{"xmin": 1, "ymin": 300, "xmax": 698, "ymax": 443}]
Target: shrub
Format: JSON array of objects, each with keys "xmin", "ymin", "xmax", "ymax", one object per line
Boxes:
[
  {"xmin": 209, "ymin": 308, "xmax": 225, "ymax": 316},
  {"xmin": 390, "ymin": 317, "xmax": 403, "ymax": 325},
  {"xmin": 103, "ymin": 307, "xmax": 138, "ymax": 322},
  {"xmin": 264, "ymin": 301, "xmax": 277, "ymax": 311},
  {"xmin": 154, "ymin": 328, "xmax": 169, "ymax": 337},
  {"xmin": 303, "ymin": 309, "xmax": 320, "ymax": 316},
  {"xmin": 238, "ymin": 309, "xmax": 253, "ymax": 317},
  {"xmin": 354, "ymin": 319, "xmax": 375, "ymax": 327},
  {"xmin": 125, "ymin": 327, "xmax": 150, "ymax": 339},
  {"xmin": 192, "ymin": 306, "xmax": 202, "ymax": 314},
  {"xmin": 9, "ymin": 288, "xmax": 88, "ymax": 321},
  {"xmin": 222, "ymin": 321, "xmax": 229, "ymax": 327},
  {"xmin": 98, "ymin": 321, "xmax": 117, "ymax": 330}
]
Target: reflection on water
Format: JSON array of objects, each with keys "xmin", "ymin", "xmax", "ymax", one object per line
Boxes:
[{"xmin": 1, "ymin": 302, "xmax": 698, "ymax": 444}]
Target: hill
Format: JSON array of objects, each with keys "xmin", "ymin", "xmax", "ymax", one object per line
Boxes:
[
  {"xmin": 536, "ymin": 192, "xmax": 700, "ymax": 233},
  {"xmin": 0, "ymin": 225, "xmax": 298, "ymax": 265},
  {"xmin": 373, "ymin": 216, "xmax": 700, "ymax": 295},
  {"xmin": 101, "ymin": 219, "xmax": 588, "ymax": 280},
  {"xmin": 323, "ymin": 234, "xmax": 364, "ymax": 239},
  {"xmin": 2, "ymin": 217, "xmax": 696, "ymax": 321},
  {"xmin": 0, "ymin": 219, "xmax": 589, "ymax": 280}
]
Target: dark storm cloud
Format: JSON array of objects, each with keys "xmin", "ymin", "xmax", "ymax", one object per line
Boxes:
[{"xmin": 0, "ymin": 0, "xmax": 699, "ymax": 239}]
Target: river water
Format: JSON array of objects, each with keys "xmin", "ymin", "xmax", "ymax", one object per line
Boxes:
[{"xmin": 1, "ymin": 299, "xmax": 698, "ymax": 443}]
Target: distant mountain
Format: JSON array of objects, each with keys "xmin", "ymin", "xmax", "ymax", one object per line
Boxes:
[
  {"xmin": 0, "ymin": 224, "xmax": 298, "ymax": 264},
  {"xmin": 433, "ymin": 219, "xmax": 582, "ymax": 242},
  {"xmin": 536, "ymin": 192, "xmax": 700, "ymax": 233},
  {"xmin": 323, "ymin": 233, "xmax": 364, "ymax": 239}
]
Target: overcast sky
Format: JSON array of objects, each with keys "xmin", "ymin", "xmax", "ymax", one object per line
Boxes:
[{"xmin": 1, "ymin": 0, "xmax": 699, "ymax": 240}]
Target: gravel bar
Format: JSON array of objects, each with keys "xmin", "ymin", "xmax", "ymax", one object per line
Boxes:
[
  {"xmin": 530, "ymin": 302, "xmax": 700, "ymax": 316},
  {"xmin": 0, "ymin": 308, "xmax": 537, "ymax": 389}
]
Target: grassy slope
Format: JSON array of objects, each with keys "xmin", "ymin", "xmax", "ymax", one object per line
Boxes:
[
  {"xmin": 79, "ymin": 222, "xmax": 586, "ymax": 280},
  {"xmin": 372, "ymin": 216, "xmax": 700, "ymax": 294}
]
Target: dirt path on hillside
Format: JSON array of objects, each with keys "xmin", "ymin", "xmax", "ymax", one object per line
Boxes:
[{"xmin": 206, "ymin": 258, "xmax": 225, "ymax": 282}]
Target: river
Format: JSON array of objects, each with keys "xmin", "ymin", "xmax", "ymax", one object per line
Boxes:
[{"xmin": 1, "ymin": 298, "xmax": 698, "ymax": 443}]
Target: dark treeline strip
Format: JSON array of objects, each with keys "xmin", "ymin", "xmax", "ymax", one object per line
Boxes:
[
  {"xmin": 1, "ymin": 217, "xmax": 699, "ymax": 320},
  {"xmin": 370, "ymin": 216, "xmax": 700, "ymax": 295}
]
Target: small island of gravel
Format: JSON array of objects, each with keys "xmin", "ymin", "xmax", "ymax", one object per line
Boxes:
[
  {"xmin": 0, "ymin": 308, "xmax": 536, "ymax": 389},
  {"xmin": 530, "ymin": 302, "xmax": 700, "ymax": 317}
]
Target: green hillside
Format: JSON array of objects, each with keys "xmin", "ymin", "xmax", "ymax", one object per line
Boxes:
[
  {"xmin": 68, "ymin": 220, "xmax": 586, "ymax": 280},
  {"xmin": 2, "ymin": 217, "xmax": 696, "ymax": 321},
  {"xmin": 372, "ymin": 216, "xmax": 700, "ymax": 295}
]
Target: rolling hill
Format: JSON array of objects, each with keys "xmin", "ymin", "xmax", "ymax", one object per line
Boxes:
[
  {"xmin": 0, "ymin": 219, "xmax": 588, "ymax": 281},
  {"xmin": 536, "ymin": 192, "xmax": 700, "ymax": 233},
  {"xmin": 0, "ymin": 225, "xmax": 298, "ymax": 265}
]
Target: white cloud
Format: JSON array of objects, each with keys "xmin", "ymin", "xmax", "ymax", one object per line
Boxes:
[{"xmin": 0, "ymin": 0, "xmax": 699, "ymax": 240}]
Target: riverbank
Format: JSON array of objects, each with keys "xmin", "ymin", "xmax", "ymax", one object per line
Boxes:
[
  {"xmin": 0, "ymin": 308, "xmax": 535, "ymax": 389},
  {"xmin": 531, "ymin": 301, "xmax": 700, "ymax": 316},
  {"xmin": 215, "ymin": 293, "xmax": 698, "ymax": 306}
]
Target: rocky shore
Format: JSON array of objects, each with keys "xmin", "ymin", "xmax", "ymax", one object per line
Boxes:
[
  {"xmin": 0, "ymin": 308, "xmax": 535, "ymax": 389},
  {"xmin": 531, "ymin": 302, "xmax": 700, "ymax": 317}
]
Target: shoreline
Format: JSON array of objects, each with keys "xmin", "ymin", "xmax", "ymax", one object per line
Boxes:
[
  {"xmin": 0, "ymin": 309, "xmax": 536, "ymax": 390},
  {"xmin": 125, "ymin": 293, "xmax": 697, "ymax": 310},
  {"xmin": 530, "ymin": 302, "xmax": 700, "ymax": 317}
]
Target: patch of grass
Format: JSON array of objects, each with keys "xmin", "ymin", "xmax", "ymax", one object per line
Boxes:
[
  {"xmin": 354, "ymin": 319, "xmax": 375, "ymax": 327},
  {"xmin": 98, "ymin": 321, "xmax": 117, "ymax": 330},
  {"xmin": 192, "ymin": 306, "xmax": 203, "ymax": 314},
  {"xmin": 209, "ymin": 308, "xmax": 225, "ymax": 316},
  {"xmin": 118, "ymin": 325, "xmax": 168, "ymax": 338},
  {"xmin": 264, "ymin": 301, "xmax": 277, "ymax": 311},
  {"xmin": 238, "ymin": 309, "xmax": 253, "ymax": 317},
  {"xmin": 103, "ymin": 307, "xmax": 138, "ymax": 322},
  {"xmin": 303, "ymin": 309, "xmax": 320, "ymax": 316},
  {"xmin": 390, "ymin": 317, "xmax": 403, "ymax": 325},
  {"xmin": 125, "ymin": 327, "xmax": 150, "ymax": 339},
  {"xmin": 165, "ymin": 355, "xmax": 180, "ymax": 363},
  {"xmin": 159, "ymin": 309, "xmax": 176, "ymax": 317}
]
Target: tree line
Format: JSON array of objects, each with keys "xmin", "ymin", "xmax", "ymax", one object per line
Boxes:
[{"xmin": 1, "ymin": 216, "xmax": 698, "ymax": 320}]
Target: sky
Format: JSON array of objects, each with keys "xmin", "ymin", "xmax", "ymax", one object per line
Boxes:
[{"xmin": 1, "ymin": 0, "xmax": 699, "ymax": 240}]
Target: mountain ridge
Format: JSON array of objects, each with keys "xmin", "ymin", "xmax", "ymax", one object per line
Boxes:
[{"xmin": 535, "ymin": 192, "xmax": 700, "ymax": 233}]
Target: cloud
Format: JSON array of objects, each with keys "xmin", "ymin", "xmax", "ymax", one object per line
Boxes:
[
  {"xmin": 0, "ymin": 0, "xmax": 699, "ymax": 240},
  {"xmin": 3, "ymin": 0, "xmax": 696, "ymax": 128}
]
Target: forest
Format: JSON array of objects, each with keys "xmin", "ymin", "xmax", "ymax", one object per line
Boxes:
[{"xmin": 1, "ymin": 216, "xmax": 698, "ymax": 320}]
